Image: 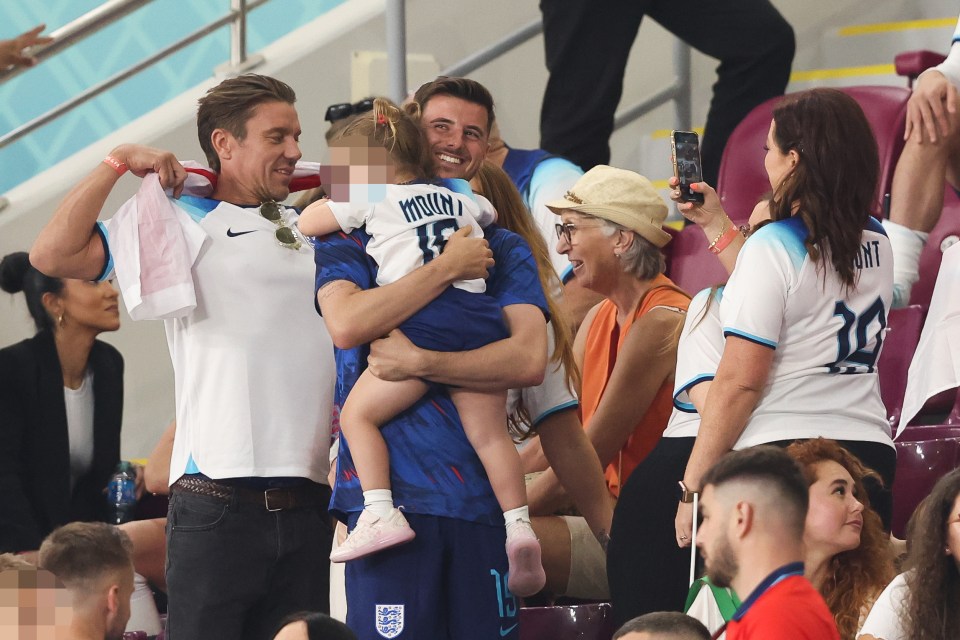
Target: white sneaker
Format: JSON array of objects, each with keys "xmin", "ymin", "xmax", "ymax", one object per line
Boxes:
[
  {"xmin": 329, "ymin": 507, "xmax": 416, "ymax": 563},
  {"xmin": 505, "ymin": 520, "xmax": 546, "ymax": 597}
]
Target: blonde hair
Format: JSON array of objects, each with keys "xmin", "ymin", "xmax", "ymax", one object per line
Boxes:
[
  {"xmin": 334, "ymin": 97, "xmax": 434, "ymax": 180},
  {"xmin": 473, "ymin": 161, "xmax": 580, "ymax": 437}
]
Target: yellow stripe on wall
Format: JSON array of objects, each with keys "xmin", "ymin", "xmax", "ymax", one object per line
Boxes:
[
  {"xmin": 838, "ymin": 17, "xmax": 954, "ymax": 37},
  {"xmin": 790, "ymin": 64, "xmax": 895, "ymax": 83},
  {"xmin": 652, "ymin": 127, "xmax": 705, "ymax": 139}
]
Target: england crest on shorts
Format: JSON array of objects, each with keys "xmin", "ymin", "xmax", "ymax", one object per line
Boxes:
[{"xmin": 375, "ymin": 604, "xmax": 404, "ymax": 638}]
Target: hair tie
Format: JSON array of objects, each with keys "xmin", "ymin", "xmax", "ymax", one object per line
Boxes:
[{"xmin": 376, "ymin": 113, "xmax": 387, "ymax": 125}]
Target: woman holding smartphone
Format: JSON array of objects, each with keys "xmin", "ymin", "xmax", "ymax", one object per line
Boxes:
[{"xmin": 607, "ymin": 88, "xmax": 895, "ymax": 625}]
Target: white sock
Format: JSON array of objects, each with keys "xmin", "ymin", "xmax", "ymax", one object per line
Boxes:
[
  {"xmin": 882, "ymin": 219, "xmax": 929, "ymax": 308},
  {"xmin": 125, "ymin": 572, "xmax": 162, "ymax": 634},
  {"xmin": 363, "ymin": 489, "xmax": 394, "ymax": 518},
  {"xmin": 504, "ymin": 505, "xmax": 530, "ymax": 536}
]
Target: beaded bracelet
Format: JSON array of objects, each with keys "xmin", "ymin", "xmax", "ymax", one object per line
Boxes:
[
  {"xmin": 102, "ymin": 155, "xmax": 128, "ymax": 176},
  {"xmin": 708, "ymin": 221, "xmax": 741, "ymax": 255}
]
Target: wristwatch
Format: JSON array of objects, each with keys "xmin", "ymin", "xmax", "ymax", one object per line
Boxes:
[{"xmin": 678, "ymin": 481, "xmax": 699, "ymax": 504}]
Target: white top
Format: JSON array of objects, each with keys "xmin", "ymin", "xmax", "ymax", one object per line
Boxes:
[
  {"xmin": 933, "ymin": 15, "xmax": 960, "ymax": 88},
  {"xmin": 326, "ymin": 180, "xmax": 495, "ymax": 293},
  {"xmin": 506, "ymin": 321, "xmax": 578, "ymax": 427},
  {"xmin": 896, "ymin": 241, "xmax": 960, "ymax": 436},
  {"xmin": 857, "ymin": 572, "xmax": 908, "ymax": 639},
  {"xmin": 64, "ymin": 370, "xmax": 95, "ymax": 493},
  {"xmin": 670, "ymin": 217, "xmax": 894, "ymax": 449},
  {"xmin": 526, "ymin": 157, "xmax": 583, "ymax": 282},
  {"xmin": 103, "ymin": 180, "xmax": 335, "ymax": 484}
]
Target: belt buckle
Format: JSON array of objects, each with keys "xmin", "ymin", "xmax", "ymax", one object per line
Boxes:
[{"xmin": 264, "ymin": 487, "xmax": 285, "ymax": 512}]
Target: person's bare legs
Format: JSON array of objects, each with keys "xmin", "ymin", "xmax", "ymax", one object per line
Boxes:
[
  {"xmin": 330, "ymin": 371, "xmax": 428, "ymax": 562},
  {"xmin": 451, "ymin": 388, "xmax": 546, "ymax": 596},
  {"xmin": 887, "ymin": 107, "xmax": 960, "ymax": 306},
  {"xmin": 338, "ymin": 370, "xmax": 429, "ymax": 491}
]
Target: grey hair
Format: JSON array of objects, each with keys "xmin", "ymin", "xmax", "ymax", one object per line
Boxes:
[{"xmin": 599, "ymin": 219, "xmax": 665, "ymax": 280}]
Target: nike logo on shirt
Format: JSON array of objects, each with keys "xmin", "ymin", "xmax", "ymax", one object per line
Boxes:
[
  {"xmin": 499, "ymin": 623, "xmax": 518, "ymax": 637},
  {"xmin": 226, "ymin": 228, "xmax": 257, "ymax": 237}
]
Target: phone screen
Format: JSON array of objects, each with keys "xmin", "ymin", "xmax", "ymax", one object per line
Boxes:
[{"xmin": 672, "ymin": 131, "xmax": 704, "ymax": 204}]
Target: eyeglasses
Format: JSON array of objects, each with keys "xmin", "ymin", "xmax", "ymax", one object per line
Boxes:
[
  {"xmin": 555, "ymin": 221, "xmax": 604, "ymax": 245},
  {"xmin": 324, "ymin": 98, "xmax": 375, "ymax": 123},
  {"xmin": 259, "ymin": 201, "xmax": 303, "ymax": 251}
]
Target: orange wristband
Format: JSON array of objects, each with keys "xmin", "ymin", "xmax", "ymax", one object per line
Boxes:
[
  {"xmin": 102, "ymin": 155, "xmax": 127, "ymax": 176},
  {"xmin": 708, "ymin": 224, "xmax": 740, "ymax": 255}
]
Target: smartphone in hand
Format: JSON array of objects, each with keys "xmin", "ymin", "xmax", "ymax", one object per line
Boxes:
[{"xmin": 670, "ymin": 130, "xmax": 705, "ymax": 204}]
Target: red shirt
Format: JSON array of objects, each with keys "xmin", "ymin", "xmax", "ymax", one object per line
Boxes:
[{"xmin": 726, "ymin": 573, "xmax": 839, "ymax": 640}]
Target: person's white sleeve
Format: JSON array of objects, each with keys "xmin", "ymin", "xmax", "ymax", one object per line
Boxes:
[
  {"xmin": 106, "ymin": 173, "xmax": 208, "ymax": 321},
  {"xmin": 528, "ymin": 158, "xmax": 582, "ymax": 281},
  {"xmin": 857, "ymin": 572, "xmax": 908, "ymax": 639},
  {"xmin": 506, "ymin": 321, "xmax": 578, "ymax": 426},
  {"xmin": 674, "ymin": 287, "xmax": 724, "ymax": 411},
  {"xmin": 473, "ymin": 193, "xmax": 498, "ymax": 228},
  {"xmin": 325, "ymin": 199, "xmax": 372, "ymax": 234},
  {"xmin": 719, "ymin": 228, "xmax": 793, "ymax": 349},
  {"xmin": 934, "ymin": 17, "xmax": 960, "ymax": 89}
]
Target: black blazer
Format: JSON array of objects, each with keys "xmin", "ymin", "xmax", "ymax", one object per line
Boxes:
[{"xmin": 0, "ymin": 330, "xmax": 123, "ymax": 552}]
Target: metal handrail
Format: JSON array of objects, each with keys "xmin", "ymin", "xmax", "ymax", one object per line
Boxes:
[
  {"xmin": 0, "ymin": 0, "xmax": 268, "ymax": 150},
  {"xmin": 0, "ymin": 0, "xmax": 154, "ymax": 85}
]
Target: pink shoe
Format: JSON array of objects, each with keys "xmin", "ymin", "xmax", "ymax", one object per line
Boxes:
[
  {"xmin": 330, "ymin": 508, "xmax": 416, "ymax": 563},
  {"xmin": 505, "ymin": 520, "xmax": 546, "ymax": 597}
]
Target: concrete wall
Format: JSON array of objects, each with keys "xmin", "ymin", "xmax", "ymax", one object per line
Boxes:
[{"xmin": 0, "ymin": 0, "xmax": 952, "ymax": 456}]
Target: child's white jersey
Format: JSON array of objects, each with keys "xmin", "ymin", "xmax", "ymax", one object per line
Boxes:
[{"xmin": 326, "ymin": 179, "xmax": 495, "ymax": 293}]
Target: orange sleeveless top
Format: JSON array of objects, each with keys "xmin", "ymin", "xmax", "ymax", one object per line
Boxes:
[{"xmin": 581, "ymin": 274, "xmax": 690, "ymax": 497}]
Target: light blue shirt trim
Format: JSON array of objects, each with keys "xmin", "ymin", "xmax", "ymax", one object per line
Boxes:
[
  {"xmin": 723, "ymin": 327, "xmax": 778, "ymax": 349},
  {"xmin": 94, "ymin": 221, "xmax": 115, "ymax": 282},
  {"xmin": 184, "ymin": 454, "xmax": 200, "ymax": 475},
  {"xmin": 531, "ymin": 400, "xmax": 579, "ymax": 427},
  {"xmin": 176, "ymin": 194, "xmax": 220, "ymax": 223},
  {"xmin": 673, "ymin": 374, "xmax": 715, "ymax": 412}
]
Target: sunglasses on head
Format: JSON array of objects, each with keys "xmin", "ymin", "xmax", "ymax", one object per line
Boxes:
[
  {"xmin": 324, "ymin": 98, "xmax": 375, "ymax": 123},
  {"xmin": 259, "ymin": 201, "xmax": 302, "ymax": 251}
]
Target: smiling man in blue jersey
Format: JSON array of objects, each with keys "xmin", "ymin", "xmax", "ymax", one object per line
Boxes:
[
  {"xmin": 315, "ymin": 78, "xmax": 550, "ymax": 639},
  {"xmin": 31, "ymin": 74, "xmax": 336, "ymax": 639}
]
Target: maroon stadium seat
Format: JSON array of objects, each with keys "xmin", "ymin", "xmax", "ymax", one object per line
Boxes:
[
  {"xmin": 891, "ymin": 428, "xmax": 960, "ymax": 537},
  {"xmin": 715, "ymin": 87, "xmax": 910, "ymax": 222},
  {"xmin": 520, "ymin": 603, "xmax": 616, "ymax": 640},
  {"xmin": 878, "ymin": 305, "xmax": 926, "ymax": 429}
]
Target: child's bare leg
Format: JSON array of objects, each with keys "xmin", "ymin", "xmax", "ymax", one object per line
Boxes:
[
  {"xmin": 450, "ymin": 388, "xmax": 525, "ymax": 511},
  {"xmin": 451, "ymin": 388, "xmax": 546, "ymax": 596},
  {"xmin": 339, "ymin": 369, "xmax": 428, "ymax": 491},
  {"xmin": 330, "ymin": 371, "xmax": 427, "ymax": 563}
]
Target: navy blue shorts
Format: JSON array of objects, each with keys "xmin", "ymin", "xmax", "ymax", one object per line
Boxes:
[
  {"xmin": 400, "ymin": 287, "xmax": 508, "ymax": 352},
  {"xmin": 345, "ymin": 512, "xmax": 518, "ymax": 640}
]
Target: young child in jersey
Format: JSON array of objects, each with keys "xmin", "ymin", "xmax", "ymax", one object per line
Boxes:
[{"xmin": 299, "ymin": 98, "xmax": 545, "ymax": 597}]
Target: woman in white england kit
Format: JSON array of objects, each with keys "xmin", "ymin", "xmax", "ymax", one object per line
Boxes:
[
  {"xmin": 608, "ymin": 88, "xmax": 897, "ymax": 622},
  {"xmin": 299, "ymin": 98, "xmax": 545, "ymax": 596}
]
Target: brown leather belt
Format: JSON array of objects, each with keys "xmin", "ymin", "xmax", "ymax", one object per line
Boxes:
[{"xmin": 172, "ymin": 475, "xmax": 326, "ymax": 512}]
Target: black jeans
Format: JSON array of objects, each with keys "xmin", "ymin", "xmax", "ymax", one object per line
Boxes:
[
  {"xmin": 165, "ymin": 487, "xmax": 333, "ymax": 640},
  {"xmin": 607, "ymin": 437, "xmax": 896, "ymax": 627},
  {"xmin": 539, "ymin": 0, "xmax": 795, "ymax": 186}
]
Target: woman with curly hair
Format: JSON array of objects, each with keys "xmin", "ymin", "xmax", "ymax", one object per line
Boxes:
[
  {"xmin": 786, "ymin": 439, "xmax": 893, "ymax": 639},
  {"xmin": 859, "ymin": 468, "xmax": 960, "ymax": 640}
]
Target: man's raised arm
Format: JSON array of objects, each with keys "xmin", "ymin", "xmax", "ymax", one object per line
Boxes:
[{"xmin": 31, "ymin": 144, "xmax": 186, "ymax": 280}]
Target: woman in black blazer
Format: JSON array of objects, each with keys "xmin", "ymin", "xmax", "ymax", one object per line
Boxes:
[{"xmin": 0, "ymin": 251, "xmax": 124, "ymax": 553}]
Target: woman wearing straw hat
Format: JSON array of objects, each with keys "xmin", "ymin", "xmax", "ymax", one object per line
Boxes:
[{"xmin": 545, "ymin": 165, "xmax": 690, "ymax": 599}]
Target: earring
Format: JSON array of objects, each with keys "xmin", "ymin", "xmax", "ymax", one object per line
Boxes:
[
  {"xmin": 614, "ymin": 252, "xmax": 621, "ymax": 259},
  {"xmin": 57, "ymin": 313, "xmax": 64, "ymax": 328}
]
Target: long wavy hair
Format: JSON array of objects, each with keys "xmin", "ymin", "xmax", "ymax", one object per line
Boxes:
[
  {"xmin": 786, "ymin": 438, "xmax": 893, "ymax": 639},
  {"xmin": 902, "ymin": 468, "xmax": 960, "ymax": 639},
  {"xmin": 472, "ymin": 161, "xmax": 580, "ymax": 437},
  {"xmin": 769, "ymin": 88, "xmax": 879, "ymax": 289}
]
